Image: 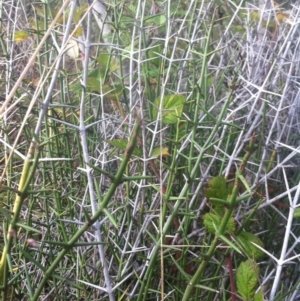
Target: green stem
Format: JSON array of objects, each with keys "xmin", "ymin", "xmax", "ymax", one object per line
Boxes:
[
  {"xmin": 0, "ymin": 140, "xmax": 39, "ymax": 289},
  {"xmin": 182, "ymin": 133, "xmax": 256, "ymax": 301},
  {"xmin": 137, "ymin": 90, "xmax": 234, "ymax": 301},
  {"xmin": 31, "ymin": 118, "xmax": 141, "ymax": 301}
]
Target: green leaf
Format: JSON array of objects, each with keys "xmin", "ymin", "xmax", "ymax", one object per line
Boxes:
[
  {"xmin": 85, "ymin": 68, "xmax": 102, "ymax": 91},
  {"xmin": 206, "ymin": 76, "xmax": 214, "ymax": 88},
  {"xmin": 236, "ymin": 259, "xmax": 260, "ymax": 300},
  {"xmin": 293, "ymin": 208, "xmax": 300, "ymax": 218},
  {"xmin": 150, "ymin": 147, "xmax": 170, "ymax": 158},
  {"xmin": 144, "ymin": 68, "xmax": 160, "ymax": 79},
  {"xmin": 203, "ymin": 213, "xmax": 236, "ymax": 234},
  {"xmin": 203, "ymin": 213, "xmax": 221, "ymax": 234},
  {"xmin": 206, "ymin": 176, "xmax": 228, "ymax": 200},
  {"xmin": 96, "ymin": 53, "xmax": 113, "ymax": 79},
  {"xmin": 226, "ymin": 216, "xmax": 236, "ymax": 233},
  {"xmin": 236, "ymin": 232, "xmax": 265, "ymax": 260},
  {"xmin": 152, "ymin": 94, "xmax": 185, "ymax": 124},
  {"xmin": 105, "ymin": 139, "xmax": 142, "ymax": 157},
  {"xmin": 145, "ymin": 14, "xmax": 166, "ymax": 26},
  {"xmin": 205, "ymin": 176, "xmax": 232, "ymax": 213},
  {"xmin": 79, "ymin": 68, "xmax": 123, "ymax": 98},
  {"xmin": 147, "ymin": 44, "xmax": 162, "ymax": 67},
  {"xmin": 14, "ymin": 31, "xmax": 29, "ymax": 43},
  {"xmin": 254, "ymin": 288, "xmax": 264, "ymax": 301},
  {"xmin": 0, "ymin": 205, "xmax": 12, "ymax": 222}
]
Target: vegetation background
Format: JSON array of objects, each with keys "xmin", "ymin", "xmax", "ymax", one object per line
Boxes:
[{"xmin": 1, "ymin": 0, "xmax": 300, "ymax": 300}]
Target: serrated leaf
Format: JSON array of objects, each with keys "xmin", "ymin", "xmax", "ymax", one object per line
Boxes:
[
  {"xmin": 254, "ymin": 288, "xmax": 264, "ymax": 301},
  {"xmin": 147, "ymin": 45, "xmax": 162, "ymax": 67},
  {"xmin": 96, "ymin": 53, "xmax": 114, "ymax": 79},
  {"xmin": 203, "ymin": 213, "xmax": 221, "ymax": 234},
  {"xmin": 104, "ymin": 84, "xmax": 123, "ymax": 101},
  {"xmin": 82, "ymin": 68, "xmax": 123, "ymax": 98},
  {"xmin": 14, "ymin": 31, "xmax": 29, "ymax": 43},
  {"xmin": 97, "ymin": 52, "xmax": 110, "ymax": 67},
  {"xmin": 236, "ymin": 259, "xmax": 260, "ymax": 300},
  {"xmin": 127, "ymin": 4, "xmax": 137, "ymax": 15},
  {"xmin": 293, "ymin": 208, "xmax": 300, "ymax": 218},
  {"xmin": 206, "ymin": 176, "xmax": 229, "ymax": 205},
  {"xmin": 226, "ymin": 216, "xmax": 236, "ymax": 233},
  {"xmin": 145, "ymin": 14, "xmax": 166, "ymax": 26},
  {"xmin": 150, "ymin": 147, "xmax": 169, "ymax": 158},
  {"xmin": 144, "ymin": 68, "xmax": 160, "ymax": 78},
  {"xmin": 236, "ymin": 232, "xmax": 265, "ymax": 260},
  {"xmin": 85, "ymin": 69, "xmax": 102, "ymax": 91},
  {"xmin": 212, "ymin": 203, "xmax": 226, "ymax": 217},
  {"xmin": 152, "ymin": 94, "xmax": 185, "ymax": 124},
  {"xmin": 206, "ymin": 176, "xmax": 227, "ymax": 197},
  {"xmin": 203, "ymin": 213, "xmax": 236, "ymax": 234},
  {"xmin": 105, "ymin": 139, "xmax": 142, "ymax": 157}
]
